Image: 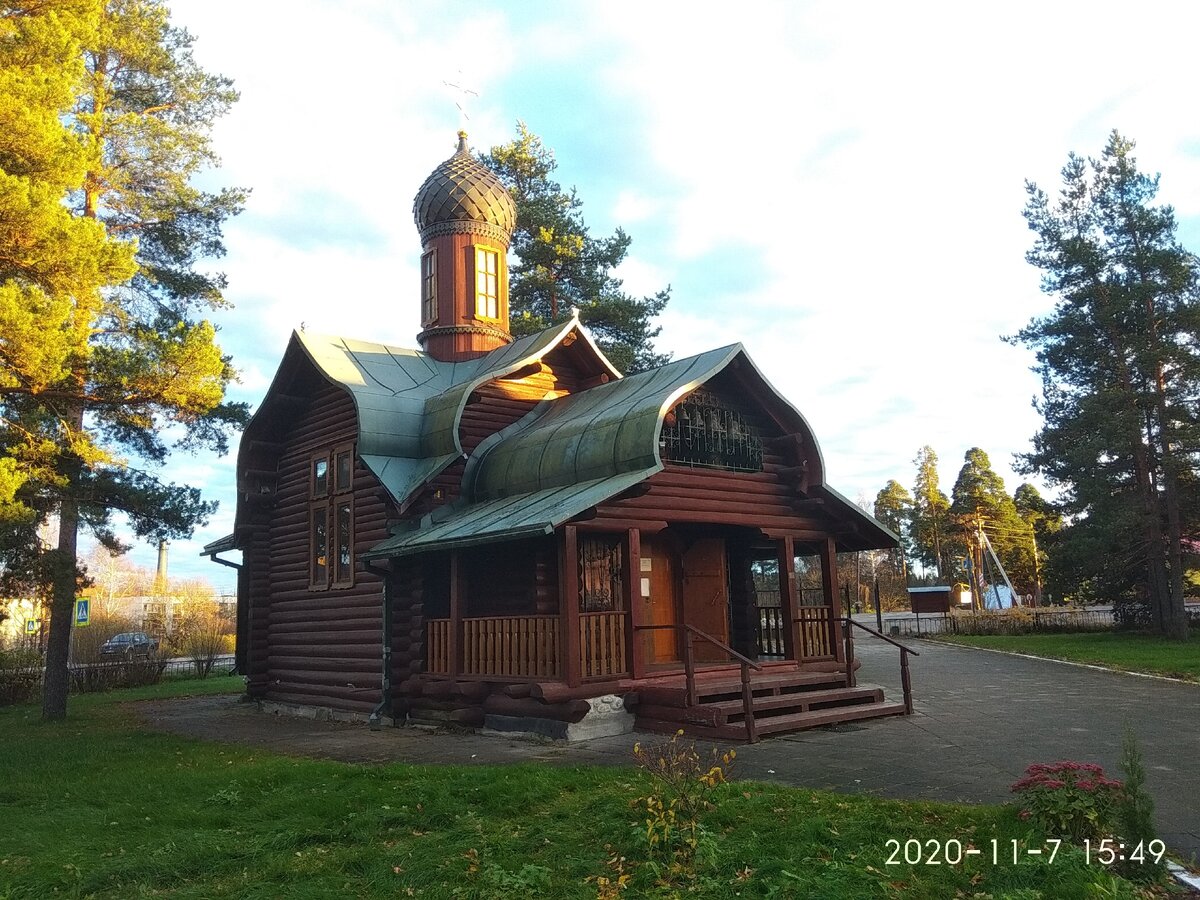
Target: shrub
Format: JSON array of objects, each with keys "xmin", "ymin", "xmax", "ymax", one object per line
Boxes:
[
  {"xmin": 68, "ymin": 658, "xmax": 165, "ymax": 693},
  {"xmin": 1115, "ymin": 729, "xmax": 1164, "ymax": 883},
  {"xmin": 0, "ymin": 647, "xmax": 42, "ymax": 706},
  {"xmin": 630, "ymin": 731, "xmax": 735, "ymax": 885},
  {"xmin": 1011, "ymin": 762, "xmax": 1122, "ymax": 842},
  {"xmin": 946, "ymin": 608, "xmax": 1112, "ymax": 636}
]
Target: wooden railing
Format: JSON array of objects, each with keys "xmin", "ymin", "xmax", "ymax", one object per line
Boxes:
[
  {"xmin": 426, "ymin": 618, "xmax": 451, "ymax": 674},
  {"xmin": 840, "ymin": 618, "xmax": 919, "ymax": 715},
  {"xmin": 464, "ymin": 615, "xmax": 560, "ymax": 678},
  {"xmin": 580, "ymin": 611, "xmax": 629, "ymax": 679},
  {"xmin": 634, "ymin": 624, "xmax": 764, "ymax": 743},
  {"xmin": 795, "ymin": 607, "xmax": 837, "ymax": 660}
]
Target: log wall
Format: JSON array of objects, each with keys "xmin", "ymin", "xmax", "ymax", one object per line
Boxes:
[{"xmin": 248, "ymin": 384, "xmax": 392, "ymax": 713}]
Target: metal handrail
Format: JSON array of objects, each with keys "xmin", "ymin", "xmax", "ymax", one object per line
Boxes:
[
  {"xmin": 843, "ymin": 619, "xmax": 921, "ymax": 655},
  {"xmin": 839, "ymin": 618, "xmax": 919, "ymax": 715},
  {"xmin": 634, "ymin": 623, "xmax": 763, "ymax": 742}
]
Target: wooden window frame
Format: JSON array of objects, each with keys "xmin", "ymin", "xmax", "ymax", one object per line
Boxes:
[
  {"xmin": 311, "ymin": 453, "xmax": 329, "ymax": 498},
  {"xmin": 472, "ymin": 244, "xmax": 502, "ymax": 321},
  {"xmin": 421, "ymin": 248, "xmax": 437, "ymax": 325},
  {"xmin": 309, "ymin": 442, "xmax": 356, "ymax": 590}
]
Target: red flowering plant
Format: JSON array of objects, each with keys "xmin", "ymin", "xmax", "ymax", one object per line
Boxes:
[{"xmin": 1011, "ymin": 762, "xmax": 1124, "ymax": 842}]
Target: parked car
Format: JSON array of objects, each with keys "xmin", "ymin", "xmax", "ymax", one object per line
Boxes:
[{"xmin": 98, "ymin": 632, "xmax": 159, "ymax": 660}]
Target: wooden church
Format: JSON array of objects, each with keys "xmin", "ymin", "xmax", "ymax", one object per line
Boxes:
[{"xmin": 205, "ymin": 133, "xmax": 913, "ymax": 741}]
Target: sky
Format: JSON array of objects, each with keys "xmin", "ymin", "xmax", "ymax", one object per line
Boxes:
[{"xmin": 112, "ymin": 0, "xmax": 1200, "ymax": 592}]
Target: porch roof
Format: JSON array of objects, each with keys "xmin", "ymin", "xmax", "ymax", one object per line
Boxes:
[{"xmin": 362, "ymin": 469, "xmax": 650, "ymax": 559}]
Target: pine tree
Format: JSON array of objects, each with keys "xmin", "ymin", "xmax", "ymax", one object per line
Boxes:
[
  {"xmin": 1013, "ymin": 483, "xmax": 1060, "ymax": 603},
  {"xmin": 0, "ymin": 0, "xmax": 248, "ymax": 719},
  {"xmin": 873, "ymin": 479, "xmax": 913, "ymax": 577},
  {"xmin": 910, "ymin": 446, "xmax": 952, "ymax": 579},
  {"xmin": 480, "ymin": 122, "xmax": 670, "ymax": 373},
  {"xmin": 1014, "ymin": 132, "xmax": 1199, "ymax": 638},
  {"xmin": 950, "ymin": 448, "xmax": 1032, "ymax": 596}
]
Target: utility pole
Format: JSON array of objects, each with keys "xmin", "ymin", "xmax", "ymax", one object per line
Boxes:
[
  {"xmin": 971, "ymin": 512, "xmax": 987, "ymax": 611},
  {"xmin": 1030, "ymin": 527, "xmax": 1043, "ymax": 607}
]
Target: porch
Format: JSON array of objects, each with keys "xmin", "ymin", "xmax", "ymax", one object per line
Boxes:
[
  {"xmin": 419, "ymin": 525, "xmax": 848, "ymax": 682},
  {"xmin": 408, "ymin": 525, "xmax": 916, "ymax": 740},
  {"xmin": 422, "ymin": 606, "xmax": 842, "ymax": 684}
]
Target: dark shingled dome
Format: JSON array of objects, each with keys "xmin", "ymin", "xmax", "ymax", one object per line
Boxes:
[{"xmin": 413, "ymin": 132, "xmax": 516, "ymax": 240}]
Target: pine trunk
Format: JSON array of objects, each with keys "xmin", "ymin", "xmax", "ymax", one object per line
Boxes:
[
  {"xmin": 1154, "ymin": 373, "xmax": 1189, "ymax": 641},
  {"xmin": 42, "ymin": 403, "xmax": 84, "ymax": 720}
]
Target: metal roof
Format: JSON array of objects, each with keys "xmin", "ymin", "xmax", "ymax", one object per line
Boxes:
[
  {"xmin": 289, "ymin": 317, "xmax": 621, "ymax": 508},
  {"xmin": 362, "ymin": 470, "xmax": 651, "ymax": 560},
  {"xmin": 242, "ymin": 321, "xmax": 897, "ymax": 561},
  {"xmin": 412, "ymin": 132, "xmax": 516, "ymax": 242},
  {"xmin": 366, "ymin": 342, "xmax": 898, "ymax": 559},
  {"xmin": 465, "ymin": 345, "xmax": 745, "ymax": 500}
]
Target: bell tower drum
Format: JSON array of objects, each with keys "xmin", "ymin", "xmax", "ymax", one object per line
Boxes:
[{"xmin": 412, "ymin": 132, "xmax": 517, "ymax": 362}]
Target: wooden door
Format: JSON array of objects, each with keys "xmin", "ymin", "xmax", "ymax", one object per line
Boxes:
[
  {"xmin": 681, "ymin": 538, "xmax": 729, "ymax": 662},
  {"xmin": 640, "ymin": 537, "xmax": 679, "ymax": 665}
]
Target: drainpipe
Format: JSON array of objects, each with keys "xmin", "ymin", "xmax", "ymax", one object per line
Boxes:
[
  {"xmin": 364, "ymin": 558, "xmax": 394, "ymax": 728},
  {"xmin": 203, "ymin": 550, "xmax": 246, "ymax": 676}
]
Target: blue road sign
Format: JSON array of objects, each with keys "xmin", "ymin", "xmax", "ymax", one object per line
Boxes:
[
  {"xmin": 74, "ymin": 598, "xmax": 90, "ymax": 627},
  {"xmin": 25, "ymin": 618, "xmax": 37, "ymax": 634}
]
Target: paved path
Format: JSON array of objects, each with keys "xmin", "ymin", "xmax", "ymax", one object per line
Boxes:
[{"xmin": 137, "ymin": 638, "xmax": 1200, "ymax": 858}]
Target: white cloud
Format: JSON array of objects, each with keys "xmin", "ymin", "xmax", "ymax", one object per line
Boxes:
[{"xmin": 94, "ymin": 1, "xmax": 1200, "ymax": 582}]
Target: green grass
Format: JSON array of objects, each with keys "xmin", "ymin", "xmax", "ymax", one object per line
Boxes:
[
  {"xmin": 0, "ymin": 677, "xmax": 1144, "ymax": 898},
  {"xmin": 933, "ymin": 632, "xmax": 1200, "ymax": 681}
]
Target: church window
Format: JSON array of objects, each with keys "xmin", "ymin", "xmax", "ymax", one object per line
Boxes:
[
  {"xmin": 421, "ymin": 249, "xmax": 437, "ymax": 323},
  {"xmin": 659, "ymin": 389, "xmax": 764, "ymax": 472},
  {"xmin": 310, "ymin": 443, "xmax": 355, "ymax": 589},
  {"xmin": 311, "ymin": 507, "xmax": 328, "ymax": 587},
  {"xmin": 474, "ymin": 246, "xmax": 499, "ymax": 319}
]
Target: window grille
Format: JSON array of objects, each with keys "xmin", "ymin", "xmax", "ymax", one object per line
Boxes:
[
  {"xmin": 579, "ymin": 536, "xmax": 623, "ymax": 612},
  {"xmin": 659, "ymin": 389, "xmax": 764, "ymax": 472}
]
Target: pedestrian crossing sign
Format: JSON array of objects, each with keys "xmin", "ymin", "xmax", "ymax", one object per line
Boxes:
[
  {"xmin": 25, "ymin": 618, "xmax": 37, "ymax": 634},
  {"xmin": 74, "ymin": 598, "xmax": 90, "ymax": 627}
]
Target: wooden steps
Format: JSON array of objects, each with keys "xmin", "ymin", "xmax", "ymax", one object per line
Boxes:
[{"xmin": 632, "ymin": 669, "xmax": 907, "ymax": 741}]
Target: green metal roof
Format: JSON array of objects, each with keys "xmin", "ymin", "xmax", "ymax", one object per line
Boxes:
[
  {"xmin": 288, "ymin": 318, "xmax": 620, "ymax": 508},
  {"xmin": 362, "ymin": 470, "xmax": 650, "ymax": 559},
  {"xmin": 367, "ymin": 342, "xmax": 902, "ymax": 560},
  {"xmin": 245, "ymin": 321, "xmax": 896, "ymax": 560},
  {"xmin": 465, "ymin": 345, "xmax": 746, "ymax": 500}
]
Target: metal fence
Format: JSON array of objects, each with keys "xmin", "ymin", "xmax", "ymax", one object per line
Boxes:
[{"xmin": 892, "ymin": 608, "xmax": 1116, "ymax": 637}]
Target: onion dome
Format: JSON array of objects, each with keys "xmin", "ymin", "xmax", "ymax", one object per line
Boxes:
[{"xmin": 412, "ymin": 131, "xmax": 516, "ymax": 245}]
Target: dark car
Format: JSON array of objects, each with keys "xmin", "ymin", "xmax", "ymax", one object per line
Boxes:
[{"xmin": 98, "ymin": 631, "xmax": 159, "ymax": 660}]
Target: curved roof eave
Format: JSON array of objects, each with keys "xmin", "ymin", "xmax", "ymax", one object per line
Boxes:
[
  {"xmin": 420, "ymin": 315, "xmax": 623, "ymax": 459},
  {"xmin": 717, "ymin": 349, "xmax": 827, "ymax": 485},
  {"xmin": 286, "ymin": 321, "xmax": 622, "ymax": 508},
  {"xmin": 465, "ymin": 343, "xmax": 817, "ymax": 500}
]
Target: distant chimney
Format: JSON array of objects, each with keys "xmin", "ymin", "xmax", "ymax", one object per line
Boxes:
[{"xmin": 154, "ymin": 540, "xmax": 169, "ymax": 596}]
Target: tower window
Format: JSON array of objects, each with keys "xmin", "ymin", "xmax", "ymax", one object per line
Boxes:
[
  {"xmin": 474, "ymin": 247, "xmax": 499, "ymax": 319},
  {"xmin": 421, "ymin": 249, "xmax": 437, "ymax": 323}
]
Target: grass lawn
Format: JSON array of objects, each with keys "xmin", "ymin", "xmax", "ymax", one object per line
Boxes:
[
  {"xmin": 933, "ymin": 632, "xmax": 1200, "ymax": 681},
  {"xmin": 0, "ymin": 678, "xmax": 1148, "ymax": 898}
]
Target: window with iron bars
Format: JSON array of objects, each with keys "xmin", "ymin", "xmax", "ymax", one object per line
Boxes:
[{"xmin": 659, "ymin": 389, "xmax": 764, "ymax": 472}]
